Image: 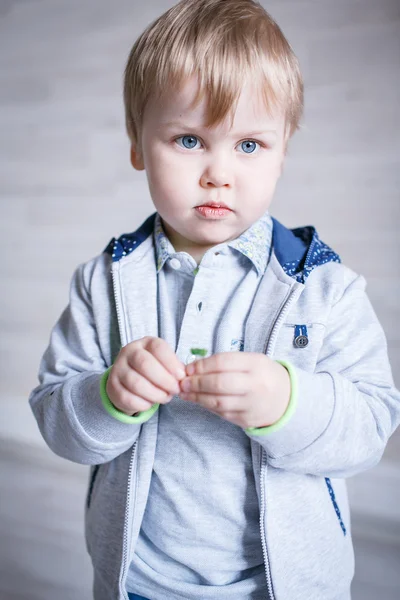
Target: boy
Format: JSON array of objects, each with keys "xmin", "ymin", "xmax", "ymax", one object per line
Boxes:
[{"xmin": 29, "ymin": 1, "xmax": 400, "ymax": 599}]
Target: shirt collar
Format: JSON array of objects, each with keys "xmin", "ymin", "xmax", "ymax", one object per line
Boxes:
[{"xmin": 154, "ymin": 210, "xmax": 273, "ymax": 276}]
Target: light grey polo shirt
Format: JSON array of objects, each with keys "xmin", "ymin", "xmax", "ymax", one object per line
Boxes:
[{"xmin": 126, "ymin": 211, "xmax": 273, "ymax": 600}]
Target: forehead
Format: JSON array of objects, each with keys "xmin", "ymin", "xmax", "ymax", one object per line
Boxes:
[{"xmin": 144, "ymin": 76, "xmax": 285, "ymax": 133}]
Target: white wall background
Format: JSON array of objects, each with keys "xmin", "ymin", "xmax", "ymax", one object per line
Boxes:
[{"xmin": 0, "ymin": 1, "xmax": 399, "ymax": 599}]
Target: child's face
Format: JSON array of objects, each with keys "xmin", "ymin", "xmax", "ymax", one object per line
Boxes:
[{"xmin": 131, "ymin": 77, "xmax": 286, "ymax": 263}]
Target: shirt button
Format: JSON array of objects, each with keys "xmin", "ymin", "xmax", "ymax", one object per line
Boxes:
[{"xmin": 170, "ymin": 258, "xmax": 181, "ymax": 270}]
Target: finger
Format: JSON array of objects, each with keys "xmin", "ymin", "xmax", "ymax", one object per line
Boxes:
[
  {"xmin": 127, "ymin": 348, "xmax": 181, "ymax": 396},
  {"xmin": 110, "ymin": 377, "xmax": 157, "ymax": 413},
  {"xmin": 183, "ymin": 372, "xmax": 248, "ymax": 396},
  {"xmin": 144, "ymin": 337, "xmax": 186, "ymax": 381},
  {"xmin": 120, "ymin": 366, "xmax": 176, "ymax": 404},
  {"xmin": 186, "ymin": 351, "xmax": 256, "ymax": 376},
  {"xmin": 181, "ymin": 392, "xmax": 245, "ymax": 413}
]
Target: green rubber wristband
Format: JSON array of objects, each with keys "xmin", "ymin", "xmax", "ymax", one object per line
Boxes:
[
  {"xmin": 245, "ymin": 359, "xmax": 298, "ymax": 436},
  {"xmin": 99, "ymin": 366, "xmax": 159, "ymax": 424}
]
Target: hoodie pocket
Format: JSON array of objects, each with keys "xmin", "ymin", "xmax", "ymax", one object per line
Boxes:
[
  {"xmin": 325, "ymin": 477, "xmax": 347, "ymax": 535},
  {"xmin": 86, "ymin": 465, "xmax": 101, "ymax": 510},
  {"xmin": 273, "ymin": 323, "xmax": 326, "ymax": 371}
]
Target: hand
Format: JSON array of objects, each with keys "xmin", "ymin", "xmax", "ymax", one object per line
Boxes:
[
  {"xmin": 179, "ymin": 352, "xmax": 291, "ymax": 429},
  {"xmin": 106, "ymin": 337, "xmax": 186, "ymax": 415}
]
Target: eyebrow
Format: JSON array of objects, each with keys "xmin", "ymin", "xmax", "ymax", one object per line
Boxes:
[{"xmin": 162, "ymin": 121, "xmax": 277, "ymax": 137}]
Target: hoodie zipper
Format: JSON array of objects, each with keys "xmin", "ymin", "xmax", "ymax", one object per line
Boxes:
[
  {"xmin": 111, "ymin": 262, "xmax": 137, "ymax": 599},
  {"xmin": 120, "ymin": 441, "xmax": 138, "ymax": 600},
  {"xmin": 266, "ymin": 286, "xmax": 303, "ymax": 357},
  {"xmin": 259, "ymin": 284, "xmax": 304, "ymax": 600},
  {"xmin": 111, "ymin": 263, "xmax": 128, "ymax": 348},
  {"xmin": 259, "ymin": 448, "xmax": 274, "ymax": 600}
]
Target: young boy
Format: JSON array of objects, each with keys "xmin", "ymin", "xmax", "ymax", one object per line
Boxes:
[{"xmin": 29, "ymin": 1, "xmax": 400, "ymax": 599}]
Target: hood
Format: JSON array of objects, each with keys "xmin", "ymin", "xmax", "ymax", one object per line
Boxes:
[{"xmin": 104, "ymin": 213, "xmax": 340, "ymax": 284}]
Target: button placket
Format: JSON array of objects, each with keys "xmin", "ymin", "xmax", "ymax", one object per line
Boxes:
[{"xmin": 176, "ymin": 261, "xmax": 211, "ymax": 368}]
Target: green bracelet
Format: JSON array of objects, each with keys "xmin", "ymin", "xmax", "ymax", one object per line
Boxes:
[
  {"xmin": 99, "ymin": 367, "xmax": 159, "ymax": 424},
  {"xmin": 245, "ymin": 359, "xmax": 298, "ymax": 436}
]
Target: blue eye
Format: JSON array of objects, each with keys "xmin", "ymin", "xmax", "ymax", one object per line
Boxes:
[
  {"xmin": 239, "ymin": 140, "xmax": 258, "ymax": 154},
  {"xmin": 176, "ymin": 135, "xmax": 200, "ymax": 150}
]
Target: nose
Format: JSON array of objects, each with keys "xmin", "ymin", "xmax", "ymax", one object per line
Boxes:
[{"xmin": 200, "ymin": 155, "xmax": 233, "ymax": 189}]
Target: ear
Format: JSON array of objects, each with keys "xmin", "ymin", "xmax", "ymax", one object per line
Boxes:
[{"xmin": 130, "ymin": 144, "xmax": 145, "ymax": 171}]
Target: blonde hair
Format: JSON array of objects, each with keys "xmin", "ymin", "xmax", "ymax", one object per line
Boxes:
[{"xmin": 123, "ymin": 0, "xmax": 303, "ymax": 149}]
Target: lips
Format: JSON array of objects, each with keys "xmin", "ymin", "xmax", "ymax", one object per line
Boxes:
[{"xmin": 196, "ymin": 202, "xmax": 231, "ymax": 210}]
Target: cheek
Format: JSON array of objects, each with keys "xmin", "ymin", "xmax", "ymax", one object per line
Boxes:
[
  {"xmin": 236, "ymin": 159, "xmax": 283, "ymax": 215},
  {"xmin": 242, "ymin": 158, "xmax": 282, "ymax": 193},
  {"xmin": 145, "ymin": 146, "xmax": 196, "ymax": 202}
]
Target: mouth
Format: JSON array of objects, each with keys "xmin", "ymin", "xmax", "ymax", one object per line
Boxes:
[{"xmin": 196, "ymin": 202, "xmax": 232, "ymax": 210}]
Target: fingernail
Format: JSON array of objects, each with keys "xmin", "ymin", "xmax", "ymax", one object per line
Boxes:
[
  {"xmin": 181, "ymin": 379, "xmax": 191, "ymax": 392},
  {"xmin": 176, "ymin": 368, "xmax": 186, "ymax": 380},
  {"xmin": 186, "ymin": 364, "xmax": 195, "ymax": 376}
]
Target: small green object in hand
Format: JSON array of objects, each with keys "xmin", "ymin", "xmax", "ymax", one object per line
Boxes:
[{"xmin": 190, "ymin": 348, "xmax": 207, "ymax": 357}]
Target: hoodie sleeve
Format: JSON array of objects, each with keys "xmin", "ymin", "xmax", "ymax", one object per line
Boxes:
[
  {"xmin": 246, "ymin": 273, "xmax": 400, "ymax": 478},
  {"xmin": 28, "ymin": 260, "xmax": 141, "ymax": 465}
]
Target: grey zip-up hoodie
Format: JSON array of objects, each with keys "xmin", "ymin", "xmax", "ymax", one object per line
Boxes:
[{"xmin": 29, "ymin": 213, "xmax": 400, "ymax": 600}]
